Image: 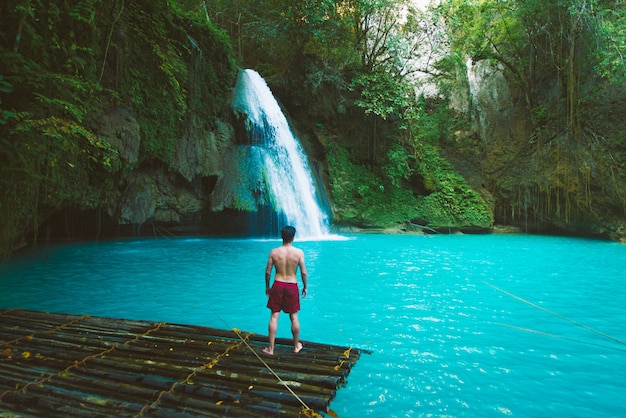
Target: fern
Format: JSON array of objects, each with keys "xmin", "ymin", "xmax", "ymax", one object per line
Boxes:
[
  {"xmin": 33, "ymin": 93, "xmax": 85, "ymax": 122},
  {"xmin": 70, "ymin": 0, "xmax": 101, "ymax": 24}
]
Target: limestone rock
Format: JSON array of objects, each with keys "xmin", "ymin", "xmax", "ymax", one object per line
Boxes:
[{"xmin": 96, "ymin": 108, "xmax": 141, "ymax": 169}]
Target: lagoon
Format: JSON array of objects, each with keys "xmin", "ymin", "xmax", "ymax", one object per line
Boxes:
[{"xmin": 1, "ymin": 233, "xmax": 625, "ymax": 417}]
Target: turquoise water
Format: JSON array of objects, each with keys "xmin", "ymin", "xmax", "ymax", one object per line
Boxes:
[{"xmin": 1, "ymin": 234, "xmax": 625, "ymax": 417}]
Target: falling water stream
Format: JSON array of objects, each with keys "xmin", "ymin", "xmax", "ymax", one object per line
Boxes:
[{"xmin": 231, "ymin": 69, "xmax": 330, "ymax": 238}]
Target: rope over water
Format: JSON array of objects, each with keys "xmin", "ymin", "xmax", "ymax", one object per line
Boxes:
[
  {"xmin": 444, "ymin": 251, "xmax": 625, "ymax": 349},
  {"xmin": 494, "ymin": 323, "xmax": 626, "ymax": 352},
  {"xmin": 482, "ymin": 280, "xmax": 626, "ymax": 346}
]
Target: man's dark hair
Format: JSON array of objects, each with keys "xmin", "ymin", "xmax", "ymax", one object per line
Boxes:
[{"xmin": 281, "ymin": 226, "xmax": 296, "ymax": 243}]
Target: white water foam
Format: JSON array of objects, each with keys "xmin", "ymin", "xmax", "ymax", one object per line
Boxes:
[{"xmin": 232, "ymin": 69, "xmax": 330, "ymax": 239}]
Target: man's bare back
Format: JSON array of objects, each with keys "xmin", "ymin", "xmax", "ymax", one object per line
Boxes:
[{"xmin": 266, "ymin": 244, "xmax": 306, "ymax": 284}]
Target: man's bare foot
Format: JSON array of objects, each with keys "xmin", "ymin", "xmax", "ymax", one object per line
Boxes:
[
  {"xmin": 262, "ymin": 347, "xmax": 273, "ymax": 355},
  {"xmin": 294, "ymin": 342, "xmax": 303, "ymax": 353}
]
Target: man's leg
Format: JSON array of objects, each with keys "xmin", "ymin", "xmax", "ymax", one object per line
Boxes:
[
  {"xmin": 263, "ymin": 311, "xmax": 280, "ymax": 355},
  {"xmin": 289, "ymin": 312, "xmax": 303, "ymax": 353}
]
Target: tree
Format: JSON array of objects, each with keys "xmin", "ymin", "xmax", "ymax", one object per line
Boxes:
[{"xmin": 594, "ymin": 1, "xmax": 626, "ymax": 85}]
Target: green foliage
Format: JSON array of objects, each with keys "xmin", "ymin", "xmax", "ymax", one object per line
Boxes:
[
  {"xmin": 434, "ymin": 0, "xmax": 624, "ymax": 108},
  {"xmin": 413, "ymin": 141, "xmax": 492, "ymax": 227},
  {"xmin": 116, "ymin": 1, "xmax": 235, "ymax": 164},
  {"xmin": 207, "ymin": 0, "xmax": 415, "ymax": 86},
  {"xmin": 351, "ymin": 71, "xmax": 412, "ymax": 120},
  {"xmin": 326, "ymin": 142, "xmax": 421, "ymax": 227},
  {"xmin": 595, "ymin": 6, "xmax": 626, "ymax": 85},
  {"xmin": 326, "ymin": 131, "xmax": 491, "ymax": 229},
  {"xmin": 0, "ymin": 0, "xmax": 236, "ymax": 254},
  {"xmin": 0, "ymin": 75, "xmax": 16, "ymax": 124},
  {"xmin": 70, "ymin": 0, "xmax": 101, "ymax": 24},
  {"xmin": 0, "ymin": 0, "xmax": 116, "ymax": 253},
  {"xmin": 434, "ymin": 0, "xmax": 532, "ymax": 99},
  {"xmin": 0, "ymin": 76, "xmax": 12, "ymax": 94},
  {"xmin": 383, "ymin": 144, "xmax": 413, "ymax": 188}
]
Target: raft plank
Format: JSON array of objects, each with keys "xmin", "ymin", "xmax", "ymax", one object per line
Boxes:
[{"xmin": 0, "ymin": 309, "xmax": 364, "ymax": 417}]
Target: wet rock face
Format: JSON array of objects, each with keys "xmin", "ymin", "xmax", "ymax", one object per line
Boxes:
[
  {"xmin": 114, "ymin": 170, "xmax": 202, "ymax": 226},
  {"xmin": 209, "ymin": 145, "xmax": 271, "ymax": 213},
  {"xmin": 90, "ymin": 106, "xmax": 284, "ymax": 236},
  {"xmin": 96, "ymin": 108, "xmax": 141, "ymax": 169},
  {"xmin": 91, "ymin": 107, "xmax": 236, "ymax": 234},
  {"xmin": 467, "ymin": 60, "xmax": 515, "ymax": 144},
  {"xmin": 171, "ymin": 119, "xmax": 234, "ymax": 182},
  {"xmin": 456, "ymin": 59, "xmax": 626, "ymax": 241}
]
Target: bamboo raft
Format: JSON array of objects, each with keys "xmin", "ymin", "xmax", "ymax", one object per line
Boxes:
[{"xmin": 0, "ymin": 309, "xmax": 364, "ymax": 417}]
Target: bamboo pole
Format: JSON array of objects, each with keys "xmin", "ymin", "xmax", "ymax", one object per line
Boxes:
[
  {"xmin": 85, "ymin": 356, "xmax": 194, "ymax": 380},
  {"xmin": 2, "ymin": 382, "xmax": 145, "ymax": 417},
  {"xmin": 39, "ymin": 372, "xmax": 161, "ymax": 408},
  {"xmin": 192, "ymin": 369, "xmax": 335, "ymax": 397},
  {"xmin": 156, "ymin": 390, "xmax": 281, "ymax": 418}
]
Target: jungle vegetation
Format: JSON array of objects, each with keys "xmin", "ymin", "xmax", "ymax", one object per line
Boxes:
[
  {"xmin": 0, "ymin": 0, "xmax": 236, "ymax": 254},
  {"xmin": 1, "ymin": 0, "xmax": 626, "ymax": 255}
]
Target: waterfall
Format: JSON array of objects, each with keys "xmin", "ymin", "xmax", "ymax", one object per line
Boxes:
[{"xmin": 231, "ymin": 69, "xmax": 330, "ymax": 239}]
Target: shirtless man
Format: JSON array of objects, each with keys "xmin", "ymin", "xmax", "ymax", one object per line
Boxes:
[{"xmin": 263, "ymin": 226, "xmax": 308, "ymax": 355}]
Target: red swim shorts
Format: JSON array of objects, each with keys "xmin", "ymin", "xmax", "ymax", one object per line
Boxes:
[{"xmin": 267, "ymin": 281, "xmax": 300, "ymax": 313}]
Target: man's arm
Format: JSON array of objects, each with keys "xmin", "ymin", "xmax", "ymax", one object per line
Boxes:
[
  {"xmin": 299, "ymin": 251, "xmax": 308, "ymax": 297},
  {"xmin": 265, "ymin": 253, "xmax": 274, "ymax": 295}
]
